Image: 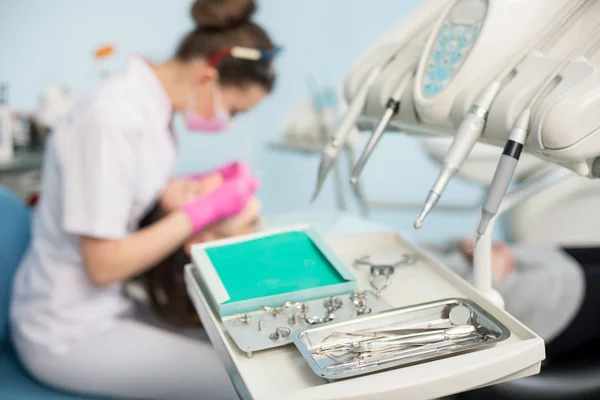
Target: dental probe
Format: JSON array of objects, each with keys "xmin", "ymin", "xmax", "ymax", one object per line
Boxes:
[
  {"xmin": 350, "ymin": 74, "xmax": 412, "ymax": 185},
  {"xmin": 414, "ymin": 0, "xmax": 591, "ymax": 229},
  {"xmin": 477, "ymin": 21, "xmax": 600, "ymax": 238}
]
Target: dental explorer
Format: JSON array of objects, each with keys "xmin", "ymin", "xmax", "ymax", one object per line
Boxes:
[
  {"xmin": 350, "ymin": 74, "xmax": 412, "ymax": 185},
  {"xmin": 414, "ymin": 0, "xmax": 591, "ymax": 229},
  {"xmin": 477, "ymin": 21, "xmax": 600, "ymax": 238}
]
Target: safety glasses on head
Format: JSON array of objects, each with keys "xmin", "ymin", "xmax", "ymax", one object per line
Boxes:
[{"xmin": 207, "ymin": 46, "xmax": 283, "ymax": 67}]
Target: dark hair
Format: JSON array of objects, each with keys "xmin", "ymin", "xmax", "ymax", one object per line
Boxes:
[
  {"xmin": 135, "ymin": 205, "xmax": 201, "ymax": 328},
  {"xmin": 176, "ymin": 0, "xmax": 276, "ymax": 92}
]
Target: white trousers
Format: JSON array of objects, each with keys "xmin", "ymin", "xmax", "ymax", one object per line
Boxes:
[{"xmin": 12, "ymin": 313, "xmax": 239, "ymax": 400}]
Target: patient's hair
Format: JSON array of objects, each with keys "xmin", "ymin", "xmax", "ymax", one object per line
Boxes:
[{"xmin": 135, "ymin": 205, "xmax": 201, "ymax": 328}]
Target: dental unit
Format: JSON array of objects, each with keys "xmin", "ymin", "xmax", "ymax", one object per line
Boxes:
[
  {"xmin": 314, "ymin": 0, "xmax": 600, "ymax": 304},
  {"xmin": 414, "ymin": 0, "xmax": 593, "ymax": 228},
  {"xmin": 477, "ymin": 19, "xmax": 600, "ymax": 238}
]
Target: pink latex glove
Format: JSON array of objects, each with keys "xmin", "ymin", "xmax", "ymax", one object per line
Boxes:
[
  {"xmin": 189, "ymin": 162, "xmax": 250, "ymax": 183},
  {"xmin": 182, "ymin": 173, "xmax": 259, "ymax": 233}
]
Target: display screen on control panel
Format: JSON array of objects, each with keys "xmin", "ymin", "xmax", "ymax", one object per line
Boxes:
[{"xmin": 422, "ymin": 0, "xmax": 487, "ymax": 97}]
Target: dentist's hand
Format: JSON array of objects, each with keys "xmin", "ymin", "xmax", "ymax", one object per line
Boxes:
[
  {"xmin": 181, "ymin": 173, "xmax": 259, "ymax": 234},
  {"xmin": 189, "ymin": 161, "xmax": 250, "ymax": 183},
  {"xmin": 161, "ymin": 173, "xmax": 223, "ymax": 212},
  {"xmin": 183, "ymin": 197, "xmax": 262, "ymax": 255}
]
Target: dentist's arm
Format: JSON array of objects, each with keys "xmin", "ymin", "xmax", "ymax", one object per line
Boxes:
[
  {"xmin": 81, "ymin": 175, "xmax": 258, "ymax": 288},
  {"xmin": 80, "ymin": 211, "xmax": 192, "ymax": 288}
]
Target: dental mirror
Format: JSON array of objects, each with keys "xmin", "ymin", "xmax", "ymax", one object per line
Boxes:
[{"xmin": 449, "ymin": 304, "xmax": 472, "ymax": 326}]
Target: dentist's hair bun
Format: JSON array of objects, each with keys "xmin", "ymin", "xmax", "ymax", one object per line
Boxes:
[{"xmin": 191, "ymin": 0, "xmax": 257, "ymax": 29}]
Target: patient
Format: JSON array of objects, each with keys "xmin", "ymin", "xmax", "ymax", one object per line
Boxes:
[
  {"xmin": 428, "ymin": 239, "xmax": 600, "ymax": 362},
  {"xmin": 133, "ymin": 174, "xmax": 261, "ymax": 328}
]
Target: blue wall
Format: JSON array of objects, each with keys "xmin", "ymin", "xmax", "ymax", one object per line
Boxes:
[{"xmin": 0, "ymin": 0, "xmax": 485, "ymax": 242}]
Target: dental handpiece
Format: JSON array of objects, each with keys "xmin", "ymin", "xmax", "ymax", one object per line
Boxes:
[
  {"xmin": 414, "ymin": 81, "xmax": 500, "ymax": 229},
  {"xmin": 414, "ymin": 0, "xmax": 591, "ymax": 230},
  {"xmin": 476, "ymin": 110, "xmax": 529, "ymax": 238},
  {"xmin": 477, "ymin": 21, "xmax": 600, "ymax": 238},
  {"xmin": 351, "ymin": 75, "xmax": 411, "ymax": 185},
  {"xmin": 311, "ymin": 67, "xmax": 382, "ymax": 202}
]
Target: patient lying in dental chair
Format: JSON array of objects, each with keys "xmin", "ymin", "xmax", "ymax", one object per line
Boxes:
[
  {"xmin": 426, "ymin": 239, "xmax": 600, "ymax": 363},
  {"xmin": 131, "ymin": 172, "xmax": 262, "ymax": 328}
]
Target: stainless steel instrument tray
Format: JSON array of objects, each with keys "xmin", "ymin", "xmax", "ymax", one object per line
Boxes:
[{"xmin": 291, "ymin": 298, "xmax": 511, "ymax": 380}]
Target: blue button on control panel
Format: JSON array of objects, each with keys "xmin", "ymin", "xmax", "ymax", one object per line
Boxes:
[{"xmin": 422, "ymin": 20, "xmax": 482, "ymax": 97}]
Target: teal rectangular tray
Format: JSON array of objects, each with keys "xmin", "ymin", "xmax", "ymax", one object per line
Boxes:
[{"xmin": 190, "ymin": 225, "xmax": 357, "ymax": 316}]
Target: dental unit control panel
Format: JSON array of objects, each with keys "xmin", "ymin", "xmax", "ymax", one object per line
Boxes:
[
  {"xmin": 421, "ymin": 2, "xmax": 484, "ymax": 98},
  {"xmin": 314, "ymin": 0, "xmax": 600, "ymax": 230}
]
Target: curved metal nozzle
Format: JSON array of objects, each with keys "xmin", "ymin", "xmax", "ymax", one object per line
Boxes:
[{"xmin": 351, "ymin": 107, "xmax": 395, "ymax": 186}]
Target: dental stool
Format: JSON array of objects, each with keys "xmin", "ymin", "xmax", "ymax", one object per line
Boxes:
[{"xmin": 0, "ymin": 186, "xmax": 100, "ymax": 400}]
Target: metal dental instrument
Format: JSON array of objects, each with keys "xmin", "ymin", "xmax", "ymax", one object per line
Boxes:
[
  {"xmin": 323, "ymin": 335, "xmax": 484, "ymax": 372},
  {"xmin": 324, "ymin": 297, "xmax": 343, "ymax": 312},
  {"xmin": 477, "ymin": 21, "xmax": 600, "ymax": 238},
  {"xmin": 353, "ymin": 326, "xmax": 478, "ymax": 353},
  {"xmin": 414, "ymin": 0, "xmax": 592, "ymax": 229},
  {"xmin": 449, "ymin": 304, "xmax": 472, "ymax": 326},
  {"xmin": 354, "ymin": 254, "xmax": 418, "ymax": 298},
  {"xmin": 261, "ymin": 301, "xmax": 305, "ymax": 318},
  {"xmin": 310, "ymin": 14, "xmax": 441, "ymax": 203},
  {"xmin": 269, "ymin": 327, "xmax": 291, "ymax": 341},
  {"xmin": 311, "ymin": 67, "xmax": 383, "ymax": 201},
  {"xmin": 317, "ymin": 325, "xmax": 478, "ymax": 356},
  {"xmin": 311, "ymin": 9, "xmax": 445, "ymax": 201},
  {"xmin": 354, "ymin": 254, "xmax": 418, "ymax": 270},
  {"xmin": 288, "ymin": 312, "xmax": 302, "ymax": 326},
  {"xmin": 369, "ymin": 265, "xmax": 393, "ymax": 299},
  {"xmin": 235, "ymin": 313, "xmax": 252, "ymax": 325},
  {"xmin": 349, "ymin": 290, "xmax": 371, "ymax": 316},
  {"xmin": 319, "ymin": 325, "xmax": 477, "ymax": 352},
  {"xmin": 304, "ymin": 313, "xmax": 335, "ymax": 326},
  {"xmin": 304, "ymin": 297, "xmax": 342, "ymax": 326},
  {"xmin": 316, "ymin": 303, "xmax": 476, "ymax": 356},
  {"xmin": 350, "ymin": 74, "xmax": 412, "ymax": 185}
]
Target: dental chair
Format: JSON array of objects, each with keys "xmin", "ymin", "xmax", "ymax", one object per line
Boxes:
[{"xmin": 0, "ymin": 186, "xmax": 100, "ymax": 399}]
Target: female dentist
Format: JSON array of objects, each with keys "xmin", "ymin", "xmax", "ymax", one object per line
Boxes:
[{"xmin": 9, "ymin": 0, "xmax": 279, "ymax": 399}]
